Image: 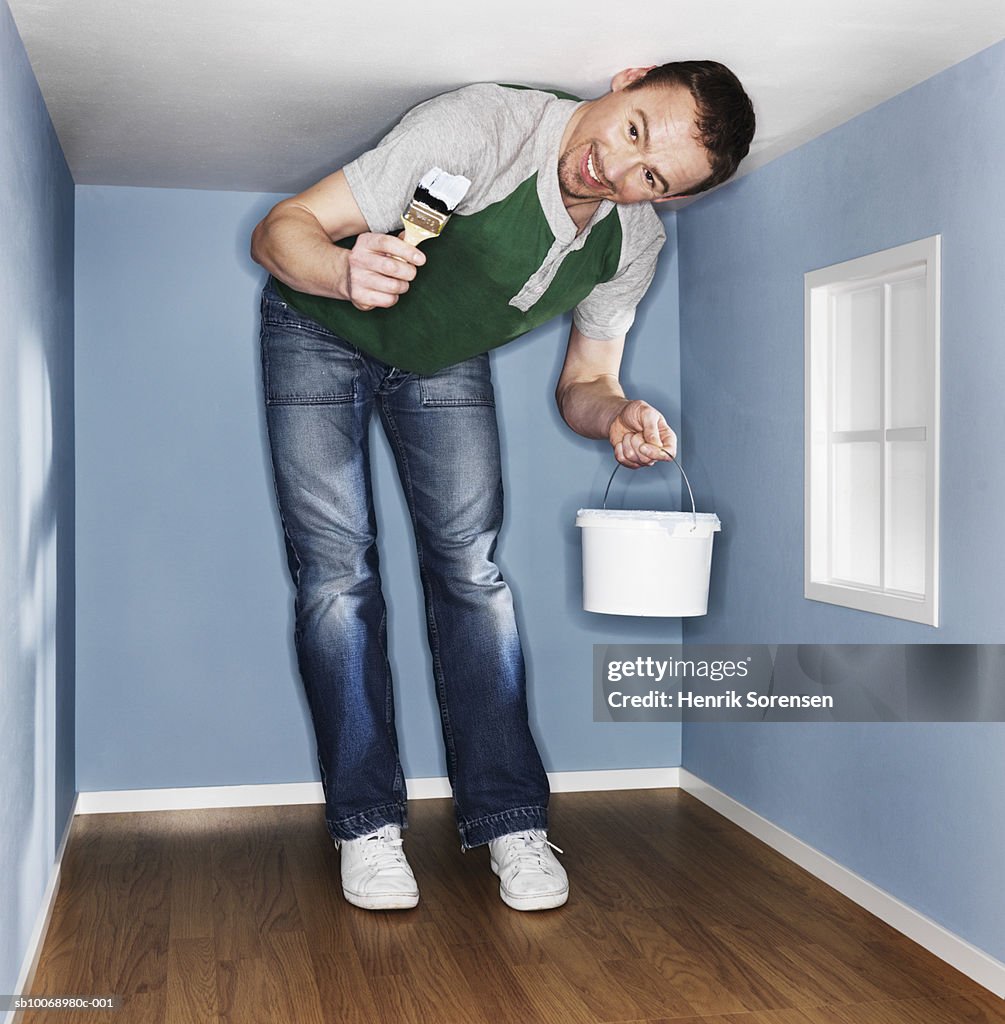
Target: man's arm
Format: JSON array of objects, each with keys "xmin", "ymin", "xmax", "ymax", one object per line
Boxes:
[
  {"xmin": 250, "ymin": 169, "xmax": 425, "ymax": 310},
  {"xmin": 556, "ymin": 324, "xmax": 677, "ymax": 469}
]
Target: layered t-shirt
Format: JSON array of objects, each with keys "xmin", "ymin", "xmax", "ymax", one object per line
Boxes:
[{"xmin": 275, "ymin": 83, "xmax": 666, "ymax": 374}]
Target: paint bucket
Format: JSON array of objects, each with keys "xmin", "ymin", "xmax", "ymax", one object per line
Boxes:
[{"xmin": 576, "ymin": 456, "xmax": 720, "ymax": 617}]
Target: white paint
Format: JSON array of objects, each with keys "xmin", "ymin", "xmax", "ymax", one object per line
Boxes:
[
  {"xmin": 679, "ymin": 769, "xmax": 1005, "ymax": 1000},
  {"xmin": 7, "ymin": 0, "xmax": 1005, "ymax": 194}
]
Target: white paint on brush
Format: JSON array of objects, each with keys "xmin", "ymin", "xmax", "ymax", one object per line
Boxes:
[{"xmin": 419, "ymin": 166, "xmax": 472, "ymax": 212}]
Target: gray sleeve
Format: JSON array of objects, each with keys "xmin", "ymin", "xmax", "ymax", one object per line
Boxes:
[
  {"xmin": 341, "ymin": 87, "xmax": 497, "ymax": 234},
  {"xmin": 572, "ymin": 215, "xmax": 666, "ymax": 340}
]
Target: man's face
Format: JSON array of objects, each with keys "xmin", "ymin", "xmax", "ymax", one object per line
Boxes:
[{"xmin": 557, "ymin": 78, "xmax": 712, "ymax": 208}]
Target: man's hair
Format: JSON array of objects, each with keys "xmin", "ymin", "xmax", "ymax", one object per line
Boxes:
[{"xmin": 626, "ymin": 60, "xmax": 755, "ymax": 196}]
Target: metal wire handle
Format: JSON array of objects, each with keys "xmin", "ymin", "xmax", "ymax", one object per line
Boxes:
[{"xmin": 601, "ymin": 449, "xmax": 697, "ymax": 530}]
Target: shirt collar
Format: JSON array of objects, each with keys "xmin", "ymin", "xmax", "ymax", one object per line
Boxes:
[{"xmin": 536, "ymin": 97, "xmax": 615, "ymax": 245}]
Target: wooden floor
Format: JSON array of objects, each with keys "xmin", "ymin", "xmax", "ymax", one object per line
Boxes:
[{"xmin": 21, "ymin": 789, "xmax": 1005, "ymax": 1023}]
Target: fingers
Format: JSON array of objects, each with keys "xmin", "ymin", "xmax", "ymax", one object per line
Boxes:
[
  {"xmin": 611, "ymin": 401, "xmax": 678, "ymax": 468},
  {"xmin": 654, "ymin": 421, "xmax": 678, "ymax": 460},
  {"xmin": 346, "ymin": 232, "xmax": 425, "ymax": 310},
  {"xmin": 616, "ymin": 431, "xmax": 661, "ymax": 469},
  {"xmin": 635, "ymin": 406, "xmax": 675, "ymax": 460}
]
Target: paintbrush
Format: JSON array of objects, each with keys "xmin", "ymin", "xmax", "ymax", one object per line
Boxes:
[
  {"xmin": 354, "ymin": 167, "xmax": 470, "ymax": 308},
  {"xmin": 399, "ymin": 166, "xmax": 471, "ymax": 249}
]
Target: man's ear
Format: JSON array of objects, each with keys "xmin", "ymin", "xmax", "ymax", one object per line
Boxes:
[
  {"xmin": 610, "ymin": 66, "xmax": 656, "ymax": 92},
  {"xmin": 652, "ymin": 194, "xmax": 686, "ymax": 204}
]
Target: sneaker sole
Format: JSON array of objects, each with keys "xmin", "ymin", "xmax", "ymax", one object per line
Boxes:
[
  {"xmin": 342, "ymin": 887, "xmax": 419, "ymax": 911},
  {"xmin": 497, "ymin": 884, "xmax": 569, "ymax": 911}
]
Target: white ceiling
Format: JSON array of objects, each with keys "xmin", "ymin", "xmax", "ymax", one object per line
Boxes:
[{"xmin": 9, "ymin": 0, "xmax": 1005, "ymax": 197}]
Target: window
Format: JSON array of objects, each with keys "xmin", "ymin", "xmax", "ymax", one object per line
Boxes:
[{"xmin": 804, "ymin": 236, "xmax": 940, "ymax": 626}]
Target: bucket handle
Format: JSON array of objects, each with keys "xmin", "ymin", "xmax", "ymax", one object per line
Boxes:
[{"xmin": 602, "ymin": 449, "xmax": 698, "ymax": 531}]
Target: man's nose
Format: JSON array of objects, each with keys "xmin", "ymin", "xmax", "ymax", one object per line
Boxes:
[{"xmin": 602, "ymin": 148, "xmax": 637, "ymax": 186}]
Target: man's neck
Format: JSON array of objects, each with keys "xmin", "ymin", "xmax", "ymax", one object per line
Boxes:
[{"xmin": 567, "ymin": 199, "xmax": 602, "ymax": 233}]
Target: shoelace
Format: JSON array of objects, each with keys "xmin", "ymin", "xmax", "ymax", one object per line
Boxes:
[
  {"xmin": 501, "ymin": 830, "xmax": 564, "ymax": 872},
  {"xmin": 359, "ymin": 828, "xmax": 409, "ymax": 873}
]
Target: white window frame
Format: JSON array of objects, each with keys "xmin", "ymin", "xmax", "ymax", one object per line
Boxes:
[{"xmin": 804, "ymin": 236, "xmax": 941, "ymax": 626}]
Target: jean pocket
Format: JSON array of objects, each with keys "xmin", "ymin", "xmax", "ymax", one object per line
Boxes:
[
  {"xmin": 418, "ymin": 352, "xmax": 495, "ymax": 407},
  {"xmin": 261, "ymin": 318, "xmax": 359, "ymax": 405}
]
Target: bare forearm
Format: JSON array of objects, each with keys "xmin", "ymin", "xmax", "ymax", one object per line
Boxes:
[
  {"xmin": 557, "ymin": 327, "xmax": 677, "ymax": 467},
  {"xmin": 251, "ymin": 180, "xmax": 424, "ymax": 311},
  {"xmin": 250, "ymin": 205, "xmax": 352, "ymax": 299},
  {"xmin": 556, "ymin": 373, "xmax": 631, "ymax": 440}
]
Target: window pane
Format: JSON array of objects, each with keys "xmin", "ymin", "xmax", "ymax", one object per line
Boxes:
[
  {"xmin": 888, "ymin": 275, "xmax": 928, "ymax": 430},
  {"xmin": 834, "ymin": 286, "xmax": 881, "ymax": 432},
  {"xmin": 831, "ymin": 442, "xmax": 880, "ymax": 586},
  {"xmin": 886, "ymin": 441, "xmax": 927, "ymax": 595}
]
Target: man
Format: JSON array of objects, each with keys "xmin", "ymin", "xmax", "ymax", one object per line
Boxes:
[{"xmin": 251, "ymin": 61, "xmax": 754, "ymax": 912}]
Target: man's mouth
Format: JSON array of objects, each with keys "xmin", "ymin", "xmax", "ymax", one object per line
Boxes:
[{"xmin": 581, "ymin": 146, "xmax": 606, "ymax": 191}]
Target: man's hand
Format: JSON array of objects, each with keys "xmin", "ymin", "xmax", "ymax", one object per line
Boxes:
[
  {"xmin": 343, "ymin": 232, "xmax": 426, "ymax": 311},
  {"xmin": 251, "ymin": 169, "xmax": 425, "ymax": 306},
  {"xmin": 556, "ymin": 325, "xmax": 679, "ymax": 470},
  {"xmin": 606, "ymin": 399, "xmax": 677, "ymax": 469}
]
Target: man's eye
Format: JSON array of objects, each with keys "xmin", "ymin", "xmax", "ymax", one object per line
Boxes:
[
  {"xmin": 644, "ymin": 169, "xmax": 655, "ymax": 186},
  {"xmin": 628, "ymin": 123, "xmax": 638, "ymax": 140}
]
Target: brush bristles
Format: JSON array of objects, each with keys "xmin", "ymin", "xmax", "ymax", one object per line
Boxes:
[
  {"xmin": 399, "ymin": 167, "xmax": 472, "ymax": 244},
  {"xmin": 414, "ymin": 167, "xmax": 472, "ymax": 213}
]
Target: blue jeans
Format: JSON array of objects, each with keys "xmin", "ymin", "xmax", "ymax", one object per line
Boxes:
[{"xmin": 259, "ymin": 280, "xmax": 549, "ymax": 848}]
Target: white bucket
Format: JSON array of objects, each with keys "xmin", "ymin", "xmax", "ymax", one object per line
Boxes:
[{"xmin": 576, "ymin": 458, "xmax": 720, "ymax": 617}]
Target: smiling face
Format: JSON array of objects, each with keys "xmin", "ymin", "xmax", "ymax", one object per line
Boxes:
[{"xmin": 557, "ymin": 70, "xmax": 713, "ymax": 217}]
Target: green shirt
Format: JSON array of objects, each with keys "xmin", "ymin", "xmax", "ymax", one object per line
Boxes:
[{"xmin": 277, "ymin": 84, "xmax": 665, "ymax": 375}]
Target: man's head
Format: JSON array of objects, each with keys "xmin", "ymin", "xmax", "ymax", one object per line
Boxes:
[
  {"xmin": 557, "ymin": 60, "xmax": 755, "ymax": 209},
  {"xmin": 624, "ymin": 61, "xmax": 755, "ymax": 196}
]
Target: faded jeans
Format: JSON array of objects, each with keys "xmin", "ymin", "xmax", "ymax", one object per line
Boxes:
[{"xmin": 259, "ymin": 279, "xmax": 549, "ymax": 848}]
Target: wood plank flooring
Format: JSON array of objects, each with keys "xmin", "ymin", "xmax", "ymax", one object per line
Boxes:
[{"xmin": 20, "ymin": 789, "xmax": 1005, "ymax": 1023}]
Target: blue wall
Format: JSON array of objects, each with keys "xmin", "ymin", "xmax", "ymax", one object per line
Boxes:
[
  {"xmin": 0, "ymin": 0, "xmax": 75, "ymax": 999},
  {"xmin": 685, "ymin": 722, "xmax": 1005, "ymax": 961},
  {"xmin": 74, "ymin": 185, "xmax": 684, "ymax": 801},
  {"xmin": 678, "ymin": 42, "xmax": 1005, "ymax": 646},
  {"xmin": 679, "ymin": 41, "xmax": 1005, "ymax": 960}
]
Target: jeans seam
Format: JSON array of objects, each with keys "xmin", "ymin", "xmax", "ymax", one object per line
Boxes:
[
  {"xmin": 379, "ymin": 605, "xmax": 405, "ymax": 803},
  {"xmin": 266, "ymin": 393, "xmax": 357, "ymax": 406},
  {"xmin": 379, "ymin": 400, "xmax": 460, "ymax": 785},
  {"xmin": 419, "ymin": 397, "xmax": 495, "ymax": 408},
  {"xmin": 262, "ymin": 315, "xmax": 339, "ymax": 338},
  {"xmin": 460, "ymin": 805, "xmax": 549, "ymax": 827}
]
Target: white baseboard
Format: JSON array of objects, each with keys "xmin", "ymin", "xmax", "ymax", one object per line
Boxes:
[
  {"xmin": 75, "ymin": 781, "xmax": 327, "ymax": 814},
  {"xmin": 5, "ymin": 794, "xmax": 78, "ymax": 1024},
  {"xmin": 73, "ymin": 766, "xmax": 681, "ymax": 814},
  {"xmin": 549, "ymin": 766, "xmax": 679, "ymax": 792},
  {"xmin": 679, "ymin": 769, "xmax": 1005, "ymax": 1000}
]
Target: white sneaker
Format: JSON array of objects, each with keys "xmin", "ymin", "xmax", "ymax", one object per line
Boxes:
[
  {"xmin": 488, "ymin": 830, "xmax": 569, "ymax": 911},
  {"xmin": 338, "ymin": 825, "xmax": 419, "ymax": 910}
]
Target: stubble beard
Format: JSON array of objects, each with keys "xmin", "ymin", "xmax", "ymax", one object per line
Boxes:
[{"xmin": 557, "ymin": 146, "xmax": 599, "ymax": 203}]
